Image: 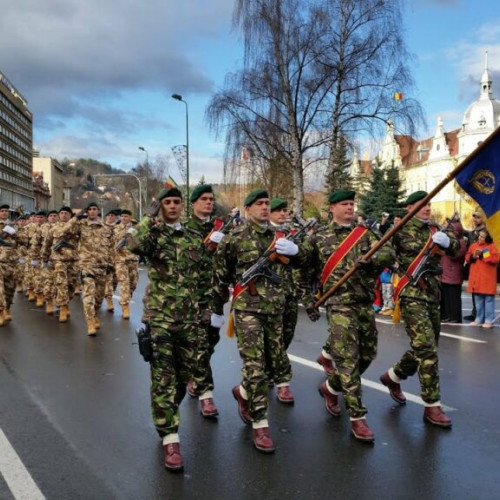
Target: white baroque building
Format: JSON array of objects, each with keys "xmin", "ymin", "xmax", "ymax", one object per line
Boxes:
[{"xmin": 353, "ymin": 53, "xmax": 500, "ymax": 222}]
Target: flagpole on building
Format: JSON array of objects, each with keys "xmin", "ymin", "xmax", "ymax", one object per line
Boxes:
[{"xmin": 315, "ymin": 125, "xmax": 500, "ymax": 308}]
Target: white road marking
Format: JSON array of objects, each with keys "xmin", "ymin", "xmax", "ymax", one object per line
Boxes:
[
  {"xmin": 0, "ymin": 427, "xmax": 46, "ymax": 500},
  {"xmin": 288, "ymin": 353, "xmax": 456, "ymax": 411}
]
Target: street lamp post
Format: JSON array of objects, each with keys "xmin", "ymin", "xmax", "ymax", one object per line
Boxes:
[
  {"xmin": 93, "ymin": 174, "xmax": 142, "ymax": 220},
  {"xmin": 138, "ymin": 146, "xmax": 149, "ymax": 208},
  {"xmin": 171, "ymin": 93, "xmax": 190, "ymax": 216}
]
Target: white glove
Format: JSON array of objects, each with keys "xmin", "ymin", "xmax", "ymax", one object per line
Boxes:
[
  {"xmin": 19, "ymin": 258, "xmax": 25, "ymax": 264},
  {"xmin": 126, "ymin": 227, "xmax": 136, "ymax": 234},
  {"xmin": 31, "ymin": 260, "xmax": 39, "ymax": 267},
  {"xmin": 3, "ymin": 225, "xmax": 16, "ymax": 235},
  {"xmin": 210, "ymin": 313, "xmax": 225, "ymax": 328},
  {"xmin": 209, "ymin": 231, "xmax": 224, "ymax": 244},
  {"xmin": 275, "ymin": 237, "xmax": 299, "ymax": 256},
  {"xmin": 432, "ymin": 232, "xmax": 450, "ymax": 249}
]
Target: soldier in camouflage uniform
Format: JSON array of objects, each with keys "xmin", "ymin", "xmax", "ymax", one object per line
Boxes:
[
  {"xmin": 28, "ymin": 210, "xmax": 48, "ymax": 307},
  {"xmin": 14, "ymin": 215, "xmax": 29, "ymax": 293},
  {"xmin": 213, "ymin": 189, "xmax": 304, "ymax": 454},
  {"xmin": 379, "ymin": 191, "xmax": 458, "ymax": 428},
  {"xmin": 104, "ymin": 209, "xmax": 119, "ymax": 313},
  {"xmin": 301, "ymin": 190, "xmax": 395, "ymax": 442},
  {"xmin": 42, "ymin": 206, "xmax": 79, "ymax": 323},
  {"xmin": 127, "ymin": 187, "xmax": 203, "ymax": 472},
  {"xmin": 61, "ymin": 202, "xmax": 113, "ymax": 335},
  {"xmin": 112, "ymin": 209, "xmax": 139, "ymax": 319},
  {"xmin": 41, "ymin": 210, "xmax": 59, "ymax": 314},
  {"xmin": 184, "ymin": 184, "xmax": 225, "ymax": 418},
  {"xmin": 269, "ymin": 198, "xmax": 299, "ymax": 351},
  {"xmin": 0, "ymin": 204, "xmax": 18, "ymax": 326},
  {"xmin": 23, "ymin": 213, "xmax": 37, "ymax": 300}
]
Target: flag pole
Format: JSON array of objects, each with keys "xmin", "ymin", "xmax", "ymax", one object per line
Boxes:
[{"xmin": 314, "ymin": 125, "xmax": 500, "ymax": 309}]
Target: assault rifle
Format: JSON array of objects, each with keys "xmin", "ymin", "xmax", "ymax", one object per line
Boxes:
[
  {"xmin": 408, "ymin": 242, "xmax": 443, "ymax": 289},
  {"xmin": 116, "ymin": 237, "xmax": 128, "ymax": 251},
  {"xmin": 54, "ymin": 238, "xmax": 75, "ymax": 252},
  {"xmin": 238, "ymin": 217, "xmax": 317, "ymax": 295},
  {"xmin": 0, "ymin": 237, "xmax": 14, "ymax": 248},
  {"xmin": 204, "ymin": 212, "xmax": 240, "ymax": 252}
]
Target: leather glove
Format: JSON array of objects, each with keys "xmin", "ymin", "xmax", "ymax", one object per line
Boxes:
[
  {"xmin": 200, "ymin": 310, "xmax": 211, "ymax": 326},
  {"xmin": 275, "ymin": 237, "xmax": 299, "ymax": 256},
  {"xmin": 210, "ymin": 313, "xmax": 225, "ymax": 328},
  {"xmin": 2, "ymin": 225, "xmax": 16, "ymax": 235},
  {"xmin": 76, "ymin": 212, "xmax": 88, "ymax": 220},
  {"xmin": 209, "ymin": 231, "xmax": 224, "ymax": 244},
  {"xmin": 306, "ymin": 302, "xmax": 321, "ymax": 322},
  {"xmin": 106, "ymin": 265, "xmax": 114, "ymax": 273},
  {"xmin": 432, "ymin": 231, "xmax": 450, "ymax": 248},
  {"xmin": 356, "ymin": 257, "xmax": 372, "ymax": 267}
]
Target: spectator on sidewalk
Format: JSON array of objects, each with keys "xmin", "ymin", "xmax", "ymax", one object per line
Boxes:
[
  {"xmin": 440, "ymin": 220, "xmax": 467, "ymax": 323},
  {"xmin": 465, "ymin": 229, "xmax": 499, "ymax": 329},
  {"xmin": 379, "ymin": 267, "xmax": 394, "ymax": 315}
]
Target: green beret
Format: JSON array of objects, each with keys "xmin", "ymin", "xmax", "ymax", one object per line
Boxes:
[
  {"xmin": 270, "ymin": 198, "xmax": 288, "ymax": 212},
  {"xmin": 47, "ymin": 210, "xmax": 58, "ymax": 216},
  {"xmin": 244, "ymin": 189, "xmax": 269, "ymax": 207},
  {"xmin": 405, "ymin": 191, "xmax": 428, "ymax": 206},
  {"xmin": 105, "ymin": 209, "xmax": 118, "ymax": 217},
  {"xmin": 328, "ymin": 190, "xmax": 356, "ymax": 204},
  {"xmin": 36, "ymin": 210, "xmax": 47, "ymax": 216},
  {"xmin": 85, "ymin": 202, "xmax": 99, "ymax": 211},
  {"xmin": 59, "ymin": 206, "xmax": 72, "ymax": 214},
  {"xmin": 0, "ymin": 204, "xmax": 10, "ymax": 210},
  {"xmin": 190, "ymin": 184, "xmax": 213, "ymax": 203},
  {"xmin": 157, "ymin": 187, "xmax": 183, "ymax": 201},
  {"xmin": 120, "ymin": 209, "xmax": 132, "ymax": 216}
]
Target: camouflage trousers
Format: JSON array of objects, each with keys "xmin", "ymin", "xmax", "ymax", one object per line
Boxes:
[
  {"xmin": 82, "ymin": 266, "xmax": 106, "ymax": 320},
  {"xmin": 325, "ymin": 304, "xmax": 377, "ymax": 419},
  {"xmin": 53, "ymin": 260, "xmax": 78, "ymax": 306},
  {"xmin": 33, "ymin": 265, "xmax": 44, "ymax": 294},
  {"xmin": 189, "ymin": 315, "xmax": 221, "ymax": 395},
  {"xmin": 24, "ymin": 261, "xmax": 34, "ymax": 291},
  {"xmin": 150, "ymin": 318, "xmax": 198, "ymax": 437},
  {"xmin": 43, "ymin": 263, "xmax": 55, "ymax": 299},
  {"xmin": 393, "ymin": 299, "xmax": 441, "ymax": 404},
  {"xmin": 234, "ymin": 310, "xmax": 292, "ymax": 422},
  {"xmin": 0, "ymin": 263, "xmax": 16, "ymax": 311},
  {"xmin": 104, "ymin": 269, "xmax": 117, "ymax": 299},
  {"xmin": 283, "ymin": 294, "xmax": 299, "ymax": 350},
  {"xmin": 15, "ymin": 261, "xmax": 25, "ymax": 288},
  {"xmin": 115, "ymin": 260, "xmax": 139, "ymax": 305}
]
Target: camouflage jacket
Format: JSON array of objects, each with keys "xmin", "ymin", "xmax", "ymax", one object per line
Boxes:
[
  {"xmin": 128, "ymin": 216, "xmax": 203, "ymax": 323},
  {"xmin": 63, "ymin": 217, "xmax": 113, "ymax": 268},
  {"xmin": 113, "ymin": 222, "xmax": 139, "ymax": 263},
  {"xmin": 14, "ymin": 225, "xmax": 29, "ymax": 259},
  {"xmin": 27, "ymin": 223, "xmax": 46, "ymax": 261},
  {"xmin": 42, "ymin": 220, "xmax": 79, "ymax": 262},
  {"xmin": 300, "ymin": 221, "xmax": 395, "ymax": 306},
  {"xmin": 393, "ymin": 218, "xmax": 459, "ymax": 303},
  {"xmin": 0, "ymin": 219, "xmax": 18, "ymax": 263},
  {"xmin": 213, "ymin": 220, "xmax": 305, "ymax": 315}
]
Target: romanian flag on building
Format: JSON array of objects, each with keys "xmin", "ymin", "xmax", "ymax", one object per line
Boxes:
[
  {"xmin": 456, "ymin": 126, "xmax": 500, "ymax": 246},
  {"xmin": 394, "ymin": 92, "xmax": 403, "ymax": 101},
  {"xmin": 165, "ymin": 176, "xmax": 178, "ymax": 189}
]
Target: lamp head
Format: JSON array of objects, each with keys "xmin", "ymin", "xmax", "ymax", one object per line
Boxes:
[{"xmin": 171, "ymin": 94, "xmax": 182, "ymax": 101}]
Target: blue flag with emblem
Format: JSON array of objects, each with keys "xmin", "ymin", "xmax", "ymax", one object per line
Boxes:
[{"xmin": 456, "ymin": 126, "xmax": 500, "ymax": 246}]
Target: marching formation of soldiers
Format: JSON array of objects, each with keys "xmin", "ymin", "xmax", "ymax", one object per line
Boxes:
[
  {"xmin": 0, "ymin": 202, "xmax": 139, "ymax": 333},
  {"xmin": 0, "ymin": 184, "xmax": 458, "ymax": 473}
]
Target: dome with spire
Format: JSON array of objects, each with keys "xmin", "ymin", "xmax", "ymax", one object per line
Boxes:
[{"xmin": 461, "ymin": 51, "xmax": 500, "ymax": 132}]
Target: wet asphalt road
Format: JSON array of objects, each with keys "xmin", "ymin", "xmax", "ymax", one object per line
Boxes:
[{"xmin": 0, "ymin": 269, "xmax": 499, "ymax": 500}]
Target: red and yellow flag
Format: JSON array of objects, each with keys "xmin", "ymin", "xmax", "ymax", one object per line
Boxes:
[
  {"xmin": 394, "ymin": 92, "xmax": 403, "ymax": 101},
  {"xmin": 165, "ymin": 176, "xmax": 178, "ymax": 189}
]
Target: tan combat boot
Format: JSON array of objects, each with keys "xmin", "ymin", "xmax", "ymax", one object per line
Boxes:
[
  {"xmin": 16, "ymin": 284, "xmax": 23, "ymax": 293},
  {"xmin": 106, "ymin": 297, "xmax": 114, "ymax": 312},
  {"xmin": 36, "ymin": 293, "xmax": 45, "ymax": 307},
  {"xmin": 4, "ymin": 309, "xmax": 12, "ymax": 322},
  {"xmin": 94, "ymin": 317, "xmax": 101, "ymax": 330},
  {"xmin": 59, "ymin": 304, "xmax": 69, "ymax": 323},
  {"xmin": 0, "ymin": 311, "xmax": 5, "ymax": 327},
  {"xmin": 46, "ymin": 300, "xmax": 54, "ymax": 315},
  {"xmin": 122, "ymin": 303, "xmax": 130, "ymax": 320},
  {"xmin": 28, "ymin": 290, "xmax": 35, "ymax": 301},
  {"xmin": 87, "ymin": 317, "xmax": 96, "ymax": 336}
]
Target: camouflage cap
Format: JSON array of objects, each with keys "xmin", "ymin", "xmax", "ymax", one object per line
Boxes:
[
  {"xmin": 244, "ymin": 189, "xmax": 269, "ymax": 207},
  {"xmin": 157, "ymin": 187, "xmax": 183, "ymax": 201},
  {"xmin": 270, "ymin": 198, "xmax": 288, "ymax": 212},
  {"xmin": 405, "ymin": 190, "xmax": 427, "ymax": 205},
  {"xmin": 328, "ymin": 189, "xmax": 356, "ymax": 204},
  {"xmin": 190, "ymin": 184, "xmax": 213, "ymax": 203}
]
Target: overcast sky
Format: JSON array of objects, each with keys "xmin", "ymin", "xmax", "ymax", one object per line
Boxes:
[{"xmin": 1, "ymin": 0, "xmax": 500, "ymax": 185}]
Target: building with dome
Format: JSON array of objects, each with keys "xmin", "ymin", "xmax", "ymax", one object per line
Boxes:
[{"xmin": 352, "ymin": 53, "xmax": 500, "ymax": 224}]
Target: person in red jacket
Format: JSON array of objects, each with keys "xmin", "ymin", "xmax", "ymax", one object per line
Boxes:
[{"xmin": 465, "ymin": 229, "xmax": 499, "ymax": 329}]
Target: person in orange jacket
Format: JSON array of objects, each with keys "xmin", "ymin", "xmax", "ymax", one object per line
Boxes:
[{"xmin": 465, "ymin": 229, "xmax": 499, "ymax": 329}]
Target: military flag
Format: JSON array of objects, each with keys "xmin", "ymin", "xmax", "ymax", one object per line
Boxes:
[
  {"xmin": 165, "ymin": 175, "xmax": 179, "ymax": 189},
  {"xmin": 394, "ymin": 92, "xmax": 403, "ymax": 101},
  {"xmin": 456, "ymin": 126, "xmax": 500, "ymax": 246}
]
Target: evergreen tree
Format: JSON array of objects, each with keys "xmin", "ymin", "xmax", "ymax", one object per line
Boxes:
[
  {"xmin": 325, "ymin": 135, "xmax": 352, "ymax": 193},
  {"xmin": 384, "ymin": 165, "xmax": 406, "ymax": 216}
]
